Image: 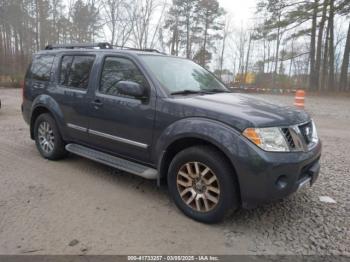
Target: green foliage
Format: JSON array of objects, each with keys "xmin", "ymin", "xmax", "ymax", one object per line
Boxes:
[
  {"xmin": 71, "ymin": 0, "xmax": 101, "ymax": 42},
  {"xmin": 193, "ymin": 47, "xmax": 212, "ymax": 68},
  {"xmin": 163, "ymin": 0, "xmax": 224, "ymax": 66}
]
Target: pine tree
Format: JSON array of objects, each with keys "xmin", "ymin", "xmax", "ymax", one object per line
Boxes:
[{"xmin": 195, "ymin": 0, "xmax": 225, "ymax": 67}]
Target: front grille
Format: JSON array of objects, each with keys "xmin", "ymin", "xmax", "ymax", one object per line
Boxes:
[
  {"xmin": 281, "ymin": 121, "xmax": 316, "ymax": 151},
  {"xmin": 281, "ymin": 128, "xmax": 295, "ymax": 149},
  {"xmin": 299, "ymin": 121, "xmax": 313, "ymax": 144}
]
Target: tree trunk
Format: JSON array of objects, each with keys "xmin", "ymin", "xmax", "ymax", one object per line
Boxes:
[
  {"xmin": 219, "ymin": 29, "xmax": 227, "ymax": 80},
  {"xmin": 170, "ymin": 29, "xmax": 176, "ymax": 55},
  {"xmin": 186, "ymin": 9, "xmax": 190, "ymax": 58},
  {"xmin": 244, "ymin": 33, "xmax": 252, "ymax": 83},
  {"xmin": 289, "ymin": 38, "xmax": 295, "ymax": 77},
  {"xmin": 273, "ymin": 15, "xmax": 282, "ymax": 87},
  {"xmin": 328, "ymin": 0, "xmax": 335, "ymax": 90},
  {"xmin": 35, "ymin": 0, "xmax": 40, "ymax": 51},
  {"xmin": 315, "ymin": 0, "xmax": 328, "ymax": 91},
  {"xmin": 321, "ymin": 20, "xmax": 329, "ymax": 91},
  {"xmin": 309, "ymin": 0, "xmax": 318, "ymax": 90},
  {"xmin": 201, "ymin": 11, "xmax": 209, "ymax": 67},
  {"xmin": 339, "ymin": 20, "xmax": 350, "ymax": 91},
  {"xmin": 263, "ymin": 39, "xmax": 266, "ymax": 73}
]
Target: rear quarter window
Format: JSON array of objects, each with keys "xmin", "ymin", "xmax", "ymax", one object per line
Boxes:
[{"xmin": 29, "ymin": 55, "xmax": 55, "ymax": 81}]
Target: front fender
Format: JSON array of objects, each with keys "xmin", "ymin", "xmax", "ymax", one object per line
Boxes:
[{"xmin": 154, "ymin": 117, "xmax": 244, "ymax": 178}]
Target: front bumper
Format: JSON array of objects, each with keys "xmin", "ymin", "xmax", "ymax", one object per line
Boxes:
[{"xmin": 233, "ymin": 138, "xmax": 322, "ymax": 209}]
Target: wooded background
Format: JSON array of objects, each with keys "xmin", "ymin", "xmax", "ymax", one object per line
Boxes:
[{"xmin": 0, "ymin": 0, "xmax": 349, "ymax": 92}]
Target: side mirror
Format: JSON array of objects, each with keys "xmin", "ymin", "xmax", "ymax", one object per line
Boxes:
[{"xmin": 116, "ymin": 81, "xmax": 146, "ymax": 99}]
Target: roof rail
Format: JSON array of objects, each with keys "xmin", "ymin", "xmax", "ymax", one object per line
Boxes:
[
  {"xmin": 45, "ymin": 42, "xmax": 113, "ymax": 50},
  {"xmin": 114, "ymin": 46, "xmax": 164, "ymax": 54}
]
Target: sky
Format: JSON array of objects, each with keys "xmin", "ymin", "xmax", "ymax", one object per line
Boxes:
[{"xmin": 218, "ymin": 0, "xmax": 257, "ymax": 25}]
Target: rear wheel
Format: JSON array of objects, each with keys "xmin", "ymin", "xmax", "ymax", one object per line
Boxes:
[
  {"xmin": 34, "ymin": 113, "xmax": 67, "ymax": 160},
  {"xmin": 167, "ymin": 145, "xmax": 239, "ymax": 223}
]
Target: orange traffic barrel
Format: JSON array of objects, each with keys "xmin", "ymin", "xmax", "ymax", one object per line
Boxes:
[{"xmin": 294, "ymin": 89, "xmax": 305, "ymax": 109}]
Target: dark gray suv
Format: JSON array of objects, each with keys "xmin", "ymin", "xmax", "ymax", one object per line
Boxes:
[{"xmin": 22, "ymin": 43, "xmax": 321, "ymax": 223}]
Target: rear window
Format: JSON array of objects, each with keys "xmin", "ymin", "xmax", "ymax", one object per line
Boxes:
[
  {"xmin": 59, "ymin": 55, "xmax": 95, "ymax": 89},
  {"xmin": 30, "ymin": 55, "xmax": 55, "ymax": 81}
]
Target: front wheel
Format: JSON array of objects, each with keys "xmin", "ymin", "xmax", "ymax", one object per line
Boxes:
[{"xmin": 167, "ymin": 145, "xmax": 239, "ymax": 223}]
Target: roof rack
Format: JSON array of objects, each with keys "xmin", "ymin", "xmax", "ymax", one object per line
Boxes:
[
  {"xmin": 45, "ymin": 42, "xmax": 113, "ymax": 50},
  {"xmin": 44, "ymin": 42, "xmax": 165, "ymax": 54},
  {"xmin": 114, "ymin": 46, "xmax": 165, "ymax": 54}
]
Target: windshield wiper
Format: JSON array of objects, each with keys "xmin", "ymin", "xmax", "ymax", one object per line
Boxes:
[
  {"xmin": 170, "ymin": 90, "xmax": 205, "ymax": 95},
  {"xmin": 204, "ymin": 88, "xmax": 231, "ymax": 93}
]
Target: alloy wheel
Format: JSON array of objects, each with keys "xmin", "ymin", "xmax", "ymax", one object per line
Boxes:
[
  {"xmin": 176, "ymin": 161, "xmax": 220, "ymax": 212},
  {"xmin": 38, "ymin": 121, "xmax": 55, "ymax": 154}
]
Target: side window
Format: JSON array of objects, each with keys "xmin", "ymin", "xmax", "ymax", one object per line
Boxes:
[
  {"xmin": 59, "ymin": 55, "xmax": 95, "ymax": 89},
  {"xmin": 100, "ymin": 57, "xmax": 148, "ymax": 97},
  {"xmin": 59, "ymin": 56, "xmax": 73, "ymax": 85},
  {"xmin": 30, "ymin": 55, "xmax": 55, "ymax": 81}
]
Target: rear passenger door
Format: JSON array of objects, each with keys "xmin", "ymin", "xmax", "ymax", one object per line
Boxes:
[
  {"xmin": 87, "ymin": 55, "xmax": 156, "ymax": 163},
  {"xmin": 52, "ymin": 54, "xmax": 95, "ymax": 143}
]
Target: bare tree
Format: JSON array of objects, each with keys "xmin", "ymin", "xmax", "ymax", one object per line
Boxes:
[{"xmin": 218, "ymin": 15, "xmax": 232, "ymax": 79}]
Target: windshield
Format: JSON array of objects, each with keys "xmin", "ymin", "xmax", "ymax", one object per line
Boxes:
[{"xmin": 139, "ymin": 55, "xmax": 228, "ymax": 94}]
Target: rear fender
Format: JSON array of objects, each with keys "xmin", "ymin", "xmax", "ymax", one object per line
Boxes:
[{"xmin": 30, "ymin": 94, "xmax": 67, "ymax": 139}]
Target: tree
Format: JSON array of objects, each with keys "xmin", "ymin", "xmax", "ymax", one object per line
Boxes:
[
  {"xmin": 70, "ymin": 0, "xmax": 101, "ymax": 42},
  {"xmin": 218, "ymin": 16, "xmax": 232, "ymax": 80},
  {"xmin": 164, "ymin": 0, "xmax": 200, "ymax": 58},
  {"xmin": 339, "ymin": 20, "xmax": 350, "ymax": 91},
  {"xmin": 338, "ymin": 0, "xmax": 350, "ymax": 91},
  {"xmin": 328, "ymin": 0, "xmax": 335, "ymax": 90},
  {"xmin": 193, "ymin": 47, "xmax": 211, "ymax": 67},
  {"xmin": 131, "ymin": 0, "xmax": 163, "ymax": 49},
  {"xmin": 103, "ymin": 0, "xmax": 134, "ymax": 46},
  {"xmin": 314, "ymin": 0, "xmax": 329, "ymax": 91},
  {"xmin": 309, "ymin": 0, "xmax": 319, "ymax": 90},
  {"xmin": 195, "ymin": 0, "xmax": 225, "ymax": 67}
]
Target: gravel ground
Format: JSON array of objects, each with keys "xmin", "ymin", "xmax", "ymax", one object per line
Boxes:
[{"xmin": 0, "ymin": 88, "xmax": 349, "ymax": 255}]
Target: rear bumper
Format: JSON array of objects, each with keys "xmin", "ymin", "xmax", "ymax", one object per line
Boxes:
[{"xmin": 233, "ymin": 139, "xmax": 322, "ymax": 209}]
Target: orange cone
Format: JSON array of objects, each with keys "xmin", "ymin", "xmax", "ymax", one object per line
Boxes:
[{"xmin": 294, "ymin": 89, "xmax": 305, "ymax": 109}]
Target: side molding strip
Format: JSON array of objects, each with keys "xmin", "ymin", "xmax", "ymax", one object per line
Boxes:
[
  {"xmin": 89, "ymin": 129, "xmax": 149, "ymax": 149},
  {"xmin": 67, "ymin": 123, "xmax": 148, "ymax": 149},
  {"xmin": 67, "ymin": 123, "xmax": 88, "ymax": 132}
]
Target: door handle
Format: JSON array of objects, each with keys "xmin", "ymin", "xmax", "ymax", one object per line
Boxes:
[{"xmin": 92, "ymin": 99, "xmax": 103, "ymax": 108}]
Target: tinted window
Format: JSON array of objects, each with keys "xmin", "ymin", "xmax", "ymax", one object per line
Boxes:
[
  {"xmin": 59, "ymin": 56, "xmax": 73, "ymax": 85},
  {"xmin": 30, "ymin": 55, "xmax": 54, "ymax": 81},
  {"xmin": 100, "ymin": 57, "xmax": 148, "ymax": 96},
  {"xmin": 60, "ymin": 55, "xmax": 94, "ymax": 89}
]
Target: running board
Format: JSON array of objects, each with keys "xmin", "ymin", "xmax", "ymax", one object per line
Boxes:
[{"xmin": 65, "ymin": 144, "xmax": 158, "ymax": 180}]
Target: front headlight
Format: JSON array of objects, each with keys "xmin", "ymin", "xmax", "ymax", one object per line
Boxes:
[{"xmin": 243, "ymin": 127, "xmax": 290, "ymax": 152}]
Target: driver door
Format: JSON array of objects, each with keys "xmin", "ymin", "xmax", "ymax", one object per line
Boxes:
[{"xmin": 87, "ymin": 55, "xmax": 156, "ymax": 163}]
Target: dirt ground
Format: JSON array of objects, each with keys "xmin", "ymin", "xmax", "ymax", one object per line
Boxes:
[{"xmin": 0, "ymin": 88, "xmax": 349, "ymax": 255}]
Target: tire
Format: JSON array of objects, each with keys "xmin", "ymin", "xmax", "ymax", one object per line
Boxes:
[
  {"xmin": 34, "ymin": 113, "xmax": 67, "ymax": 160},
  {"xmin": 167, "ymin": 145, "xmax": 239, "ymax": 223}
]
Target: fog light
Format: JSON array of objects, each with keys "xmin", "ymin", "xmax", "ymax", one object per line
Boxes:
[{"xmin": 276, "ymin": 175, "xmax": 288, "ymax": 190}]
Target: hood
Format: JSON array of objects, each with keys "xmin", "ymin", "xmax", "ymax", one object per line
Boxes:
[{"xmin": 170, "ymin": 93, "xmax": 310, "ymax": 131}]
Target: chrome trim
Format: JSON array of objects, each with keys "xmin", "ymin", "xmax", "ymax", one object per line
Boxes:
[
  {"xmin": 282, "ymin": 120, "xmax": 318, "ymax": 152},
  {"xmin": 298, "ymin": 176, "xmax": 311, "ymax": 189},
  {"xmin": 67, "ymin": 123, "xmax": 88, "ymax": 132},
  {"xmin": 89, "ymin": 129, "xmax": 148, "ymax": 149},
  {"xmin": 288, "ymin": 125, "xmax": 307, "ymax": 151}
]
